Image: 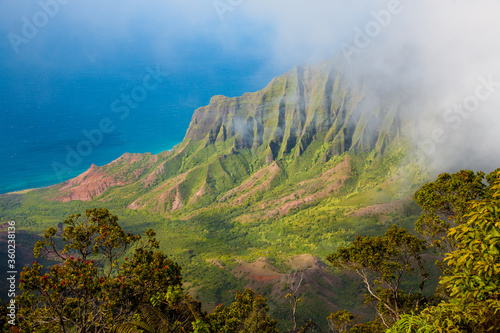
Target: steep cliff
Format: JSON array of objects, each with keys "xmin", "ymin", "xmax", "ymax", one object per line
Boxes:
[{"xmin": 47, "ymin": 60, "xmax": 411, "ymax": 219}]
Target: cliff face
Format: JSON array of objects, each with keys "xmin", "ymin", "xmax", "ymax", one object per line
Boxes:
[
  {"xmin": 184, "ymin": 62, "xmax": 401, "ymax": 163},
  {"xmin": 48, "ymin": 61, "xmax": 408, "ymax": 217},
  {"xmin": 5, "ymin": 60, "xmax": 427, "ymax": 328}
]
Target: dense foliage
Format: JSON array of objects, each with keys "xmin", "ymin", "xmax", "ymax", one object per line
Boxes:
[
  {"xmin": 4, "ymin": 169, "xmax": 500, "ymax": 332},
  {"xmin": 413, "ymin": 169, "xmax": 499, "ymax": 252},
  {"xmin": 329, "ymin": 169, "xmax": 500, "ymax": 332},
  {"xmin": 208, "ymin": 289, "xmax": 279, "ymax": 333},
  {"xmin": 17, "ymin": 208, "xmax": 183, "ymax": 332},
  {"xmin": 389, "ymin": 170, "xmax": 500, "ymax": 332},
  {"xmin": 10, "ymin": 209, "xmax": 285, "ymax": 333},
  {"xmin": 0, "ymin": 145, "xmax": 419, "ymax": 329},
  {"xmin": 327, "ymin": 226, "xmax": 429, "ymax": 327}
]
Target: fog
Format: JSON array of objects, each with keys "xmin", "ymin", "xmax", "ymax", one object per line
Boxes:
[
  {"xmin": 2, "ymin": 0, "xmax": 500, "ymax": 173},
  {"xmin": 242, "ymin": 0, "xmax": 500, "ymax": 172}
]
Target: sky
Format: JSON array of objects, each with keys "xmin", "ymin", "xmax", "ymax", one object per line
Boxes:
[{"xmin": 1, "ymin": 0, "xmax": 500, "ymax": 181}]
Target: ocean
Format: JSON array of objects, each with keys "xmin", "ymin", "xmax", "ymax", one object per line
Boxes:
[{"xmin": 0, "ymin": 59, "xmax": 278, "ymax": 194}]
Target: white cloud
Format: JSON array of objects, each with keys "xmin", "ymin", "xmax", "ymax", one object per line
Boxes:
[
  {"xmin": 238, "ymin": 0, "xmax": 500, "ymax": 172},
  {"xmin": 2, "ymin": 0, "xmax": 499, "ymax": 171}
]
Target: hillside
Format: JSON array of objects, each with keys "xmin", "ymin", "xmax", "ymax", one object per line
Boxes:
[
  {"xmin": 43, "ymin": 60, "xmax": 417, "ymax": 217},
  {"xmin": 0, "ymin": 60, "xmax": 429, "ymax": 328}
]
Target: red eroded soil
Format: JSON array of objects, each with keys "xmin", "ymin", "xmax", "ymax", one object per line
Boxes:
[
  {"xmin": 53, "ymin": 165, "xmax": 127, "ymax": 202},
  {"xmin": 248, "ymin": 274, "xmax": 281, "ymax": 282}
]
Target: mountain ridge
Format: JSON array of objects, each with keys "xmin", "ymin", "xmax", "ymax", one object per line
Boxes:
[
  {"xmin": 0, "ymin": 59, "xmax": 430, "ymax": 328},
  {"xmin": 44, "ymin": 60, "xmax": 411, "ymax": 221}
]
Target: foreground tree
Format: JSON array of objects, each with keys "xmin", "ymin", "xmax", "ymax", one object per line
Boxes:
[
  {"xmin": 389, "ymin": 170, "xmax": 500, "ymax": 332},
  {"xmin": 327, "ymin": 226, "xmax": 428, "ymax": 328},
  {"xmin": 327, "ymin": 310, "xmax": 359, "ymax": 333},
  {"xmin": 284, "ymin": 271, "xmax": 304, "ymax": 331},
  {"xmin": 413, "ymin": 169, "xmax": 500, "ymax": 252},
  {"xmin": 110, "ymin": 286, "xmax": 208, "ymax": 333},
  {"xmin": 208, "ymin": 289, "xmax": 279, "ymax": 333},
  {"xmin": 17, "ymin": 208, "xmax": 183, "ymax": 333}
]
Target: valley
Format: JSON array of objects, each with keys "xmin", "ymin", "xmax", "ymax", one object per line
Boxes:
[{"xmin": 0, "ymin": 60, "xmax": 430, "ymax": 329}]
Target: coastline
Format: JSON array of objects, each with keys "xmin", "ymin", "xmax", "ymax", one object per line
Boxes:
[
  {"xmin": 0, "ymin": 146, "xmax": 179, "ymax": 197},
  {"xmin": 3, "ymin": 188, "xmax": 39, "ymax": 195}
]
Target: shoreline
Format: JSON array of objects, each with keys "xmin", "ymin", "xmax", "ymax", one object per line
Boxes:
[
  {"xmin": 3, "ymin": 188, "xmax": 40, "ymax": 195},
  {"xmin": 0, "ymin": 146, "xmax": 179, "ymax": 197}
]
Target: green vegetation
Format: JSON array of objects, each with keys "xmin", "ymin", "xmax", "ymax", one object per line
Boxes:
[
  {"xmin": 0, "ymin": 65, "xmax": 417, "ymax": 323},
  {"xmin": 18, "ymin": 208, "xmax": 184, "ymax": 332},
  {"xmin": 3, "ymin": 62, "xmax": 499, "ymax": 331},
  {"xmin": 2, "ymin": 169, "xmax": 500, "ymax": 331},
  {"xmin": 0, "ymin": 142, "xmax": 423, "ymax": 330},
  {"xmin": 329, "ymin": 169, "xmax": 500, "ymax": 332},
  {"xmin": 327, "ymin": 226, "xmax": 429, "ymax": 328},
  {"xmin": 11, "ymin": 209, "xmax": 298, "ymax": 332},
  {"xmin": 413, "ymin": 169, "xmax": 499, "ymax": 253},
  {"xmin": 208, "ymin": 289, "xmax": 278, "ymax": 333}
]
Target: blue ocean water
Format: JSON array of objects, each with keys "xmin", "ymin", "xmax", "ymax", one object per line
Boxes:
[
  {"xmin": 0, "ymin": 60, "xmax": 279, "ymax": 194},
  {"xmin": 0, "ymin": 0, "xmax": 289, "ymax": 194}
]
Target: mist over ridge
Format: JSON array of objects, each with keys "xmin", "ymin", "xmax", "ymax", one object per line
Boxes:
[
  {"xmin": 333, "ymin": 0, "xmax": 500, "ymax": 173},
  {"xmin": 3, "ymin": 3, "xmax": 500, "ymax": 329},
  {"xmin": 1, "ymin": 0, "xmax": 499, "ymax": 194}
]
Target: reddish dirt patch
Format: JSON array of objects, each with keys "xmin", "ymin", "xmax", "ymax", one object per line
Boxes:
[
  {"xmin": 220, "ymin": 162, "xmax": 280, "ymax": 204},
  {"xmin": 171, "ymin": 188, "xmax": 183, "ymax": 211},
  {"xmin": 249, "ymin": 274, "xmax": 281, "ymax": 282},
  {"xmin": 224, "ymin": 254, "xmax": 371, "ymax": 319},
  {"xmin": 54, "ymin": 165, "xmax": 127, "ymax": 202},
  {"xmin": 232, "ymin": 258, "xmax": 283, "ymax": 282},
  {"xmin": 288, "ymin": 254, "xmax": 321, "ymax": 270},
  {"xmin": 129, "ymin": 172, "xmax": 189, "ymax": 212},
  {"xmin": 266, "ymin": 156, "xmax": 352, "ymax": 216},
  {"xmin": 127, "ymin": 198, "xmax": 143, "ymax": 210},
  {"xmin": 351, "ymin": 199, "xmax": 406, "ymax": 217},
  {"xmin": 52, "ymin": 152, "xmax": 152, "ymax": 202},
  {"xmin": 190, "ymin": 180, "xmax": 212, "ymax": 205},
  {"xmin": 206, "ymin": 259, "xmax": 225, "ymax": 269},
  {"xmin": 143, "ymin": 163, "xmax": 166, "ymax": 187}
]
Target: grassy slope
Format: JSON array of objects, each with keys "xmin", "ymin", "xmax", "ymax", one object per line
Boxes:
[
  {"xmin": 0, "ymin": 61, "xmax": 434, "ymax": 329},
  {"xmin": 0, "ymin": 140, "xmax": 430, "ymax": 329}
]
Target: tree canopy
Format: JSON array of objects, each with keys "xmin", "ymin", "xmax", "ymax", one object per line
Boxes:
[
  {"xmin": 413, "ymin": 169, "xmax": 499, "ymax": 252},
  {"xmin": 14, "ymin": 208, "xmax": 283, "ymax": 333},
  {"xmin": 10, "ymin": 169, "xmax": 500, "ymax": 332},
  {"xmin": 389, "ymin": 170, "xmax": 500, "ymax": 332},
  {"xmin": 327, "ymin": 226, "xmax": 429, "ymax": 328},
  {"xmin": 18, "ymin": 208, "xmax": 184, "ymax": 332}
]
